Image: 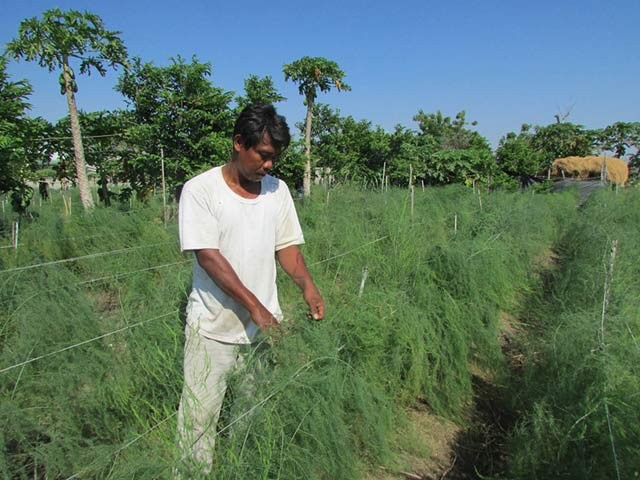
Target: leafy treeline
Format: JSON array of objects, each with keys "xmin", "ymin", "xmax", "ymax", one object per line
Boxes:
[{"xmin": 2, "ymin": 9, "xmax": 640, "ymax": 208}]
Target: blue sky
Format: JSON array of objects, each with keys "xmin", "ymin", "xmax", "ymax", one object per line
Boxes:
[{"xmin": 2, "ymin": 0, "xmax": 639, "ymax": 147}]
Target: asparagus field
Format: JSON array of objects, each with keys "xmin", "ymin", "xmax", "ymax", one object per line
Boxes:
[{"xmin": 0, "ymin": 185, "xmax": 638, "ymax": 479}]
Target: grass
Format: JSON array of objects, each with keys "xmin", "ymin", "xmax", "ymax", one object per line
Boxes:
[
  {"xmin": 0, "ymin": 184, "xmax": 581, "ymax": 479},
  {"xmin": 502, "ymin": 187, "xmax": 640, "ymax": 479}
]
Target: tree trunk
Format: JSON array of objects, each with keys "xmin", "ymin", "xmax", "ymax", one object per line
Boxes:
[
  {"xmin": 303, "ymin": 98, "xmax": 313, "ymax": 198},
  {"xmin": 63, "ymin": 59, "xmax": 94, "ymax": 210}
]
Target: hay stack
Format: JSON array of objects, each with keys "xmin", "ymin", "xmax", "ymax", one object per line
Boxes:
[{"xmin": 552, "ymin": 156, "xmax": 629, "ymax": 185}]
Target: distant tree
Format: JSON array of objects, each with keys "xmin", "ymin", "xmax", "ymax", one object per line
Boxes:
[
  {"xmin": 0, "ymin": 58, "xmax": 33, "ymax": 207},
  {"xmin": 496, "ymin": 124, "xmax": 545, "ymax": 178},
  {"xmin": 413, "ymin": 110, "xmax": 494, "ymax": 185},
  {"xmin": 531, "ymin": 122, "xmax": 594, "ymax": 171},
  {"xmin": 235, "ymin": 75, "xmax": 285, "ymax": 109},
  {"xmin": 283, "ymin": 56, "xmax": 350, "ymax": 197},
  {"xmin": 413, "ymin": 110, "xmax": 486, "ymax": 150},
  {"xmin": 595, "ymin": 121, "xmax": 640, "ymax": 158},
  {"xmin": 270, "ymin": 139, "xmax": 306, "ymax": 189},
  {"xmin": 117, "ymin": 56, "xmax": 234, "ymax": 198},
  {"xmin": 297, "ymin": 103, "xmax": 391, "ymax": 184},
  {"xmin": 6, "ymin": 8, "xmax": 128, "ymax": 209}
]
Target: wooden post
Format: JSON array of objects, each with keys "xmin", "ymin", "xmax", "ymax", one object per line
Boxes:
[
  {"xmin": 381, "ymin": 162, "xmax": 386, "ymax": 193},
  {"xmin": 410, "ymin": 185, "xmax": 415, "ymax": 224},
  {"xmin": 478, "ymin": 189, "xmax": 483, "ymax": 210},
  {"xmin": 454, "ymin": 214, "xmax": 458, "ymax": 235},
  {"xmin": 409, "ymin": 164, "xmax": 413, "ymax": 190},
  {"xmin": 62, "ymin": 194, "xmax": 68, "ymax": 216},
  {"xmin": 161, "ymin": 146, "xmax": 168, "ymax": 227},
  {"xmin": 421, "ymin": 179, "xmax": 425, "ymax": 191},
  {"xmin": 358, "ymin": 265, "xmax": 369, "ymax": 298},
  {"xmin": 13, "ymin": 221, "xmax": 19, "ymax": 250}
]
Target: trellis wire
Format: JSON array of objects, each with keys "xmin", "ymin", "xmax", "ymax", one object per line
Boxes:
[
  {"xmin": 65, "ymin": 411, "xmax": 178, "ymax": 480},
  {"xmin": 0, "ymin": 241, "xmax": 176, "ymax": 274},
  {"xmin": 0, "ymin": 310, "xmax": 178, "ymax": 374},
  {"xmin": 0, "ymin": 259, "xmax": 192, "ymax": 315},
  {"xmin": 309, "ymin": 235, "xmax": 388, "ymax": 267}
]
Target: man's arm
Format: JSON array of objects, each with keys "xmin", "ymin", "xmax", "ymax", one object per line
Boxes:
[
  {"xmin": 194, "ymin": 249, "xmax": 280, "ymax": 332},
  {"xmin": 276, "ymin": 245, "xmax": 325, "ymax": 320}
]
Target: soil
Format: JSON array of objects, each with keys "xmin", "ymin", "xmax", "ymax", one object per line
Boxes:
[{"xmin": 367, "ymin": 312, "xmax": 523, "ymax": 480}]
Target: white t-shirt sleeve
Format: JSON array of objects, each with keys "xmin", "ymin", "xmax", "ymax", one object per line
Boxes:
[
  {"xmin": 179, "ymin": 183, "xmax": 220, "ymax": 251},
  {"xmin": 275, "ymin": 185, "xmax": 305, "ymax": 251}
]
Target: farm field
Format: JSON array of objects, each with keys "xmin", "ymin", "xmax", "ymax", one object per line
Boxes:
[{"xmin": 0, "ymin": 185, "xmax": 638, "ymax": 479}]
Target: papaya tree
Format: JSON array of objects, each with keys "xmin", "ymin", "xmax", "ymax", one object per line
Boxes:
[
  {"xmin": 283, "ymin": 56, "xmax": 350, "ymax": 197},
  {"xmin": 6, "ymin": 8, "xmax": 128, "ymax": 209}
]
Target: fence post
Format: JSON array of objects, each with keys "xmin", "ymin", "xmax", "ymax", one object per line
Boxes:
[
  {"xmin": 161, "ymin": 146, "xmax": 168, "ymax": 227},
  {"xmin": 409, "ymin": 164, "xmax": 413, "ymax": 190},
  {"xmin": 13, "ymin": 221, "xmax": 19, "ymax": 250},
  {"xmin": 454, "ymin": 214, "xmax": 458, "ymax": 235},
  {"xmin": 358, "ymin": 265, "xmax": 369, "ymax": 298},
  {"xmin": 410, "ymin": 185, "xmax": 415, "ymax": 224}
]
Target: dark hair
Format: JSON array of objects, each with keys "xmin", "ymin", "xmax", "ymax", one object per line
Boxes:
[{"xmin": 233, "ymin": 103, "xmax": 291, "ymax": 151}]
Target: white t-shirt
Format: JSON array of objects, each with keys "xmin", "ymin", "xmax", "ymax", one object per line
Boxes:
[{"xmin": 179, "ymin": 166, "xmax": 304, "ymax": 344}]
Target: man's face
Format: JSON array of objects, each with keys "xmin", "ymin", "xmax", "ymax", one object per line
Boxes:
[{"xmin": 233, "ymin": 134, "xmax": 280, "ymax": 183}]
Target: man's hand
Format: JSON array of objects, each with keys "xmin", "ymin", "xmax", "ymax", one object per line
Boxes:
[
  {"xmin": 250, "ymin": 303, "xmax": 282, "ymax": 333},
  {"xmin": 303, "ymin": 284, "xmax": 325, "ymax": 320},
  {"xmin": 277, "ymin": 245, "xmax": 325, "ymax": 321}
]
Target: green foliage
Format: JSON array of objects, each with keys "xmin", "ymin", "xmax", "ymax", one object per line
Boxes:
[
  {"xmin": 0, "ymin": 59, "xmax": 52, "ymax": 204},
  {"xmin": 496, "ymin": 124, "xmax": 546, "ymax": 177},
  {"xmin": 235, "ymin": 75, "xmax": 285, "ymax": 109},
  {"xmin": 116, "ymin": 56, "xmax": 235, "ymax": 198},
  {"xmin": 270, "ymin": 139, "xmax": 305, "ymax": 188},
  {"xmin": 531, "ymin": 122, "xmax": 595, "ymax": 169},
  {"xmin": 0, "ymin": 59, "xmax": 33, "ymax": 195},
  {"xmin": 594, "ymin": 121, "xmax": 640, "ymax": 158},
  {"xmin": 594, "ymin": 121, "xmax": 640, "ymax": 178},
  {"xmin": 301, "ymin": 103, "xmax": 390, "ymax": 183},
  {"xmin": 413, "ymin": 110, "xmax": 485, "ymax": 150},
  {"xmin": 408, "ymin": 110, "xmax": 495, "ymax": 185}
]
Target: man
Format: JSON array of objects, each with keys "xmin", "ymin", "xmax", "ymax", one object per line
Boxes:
[{"xmin": 177, "ymin": 103, "xmax": 324, "ymax": 472}]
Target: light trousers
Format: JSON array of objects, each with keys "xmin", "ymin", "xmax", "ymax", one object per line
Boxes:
[{"xmin": 177, "ymin": 323, "xmax": 259, "ymax": 474}]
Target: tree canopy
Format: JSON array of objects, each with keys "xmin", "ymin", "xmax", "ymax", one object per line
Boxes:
[{"xmin": 116, "ymin": 56, "xmax": 234, "ymax": 198}]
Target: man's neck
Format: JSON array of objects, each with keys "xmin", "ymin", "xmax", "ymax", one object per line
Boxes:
[{"xmin": 222, "ymin": 163, "xmax": 261, "ymax": 198}]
